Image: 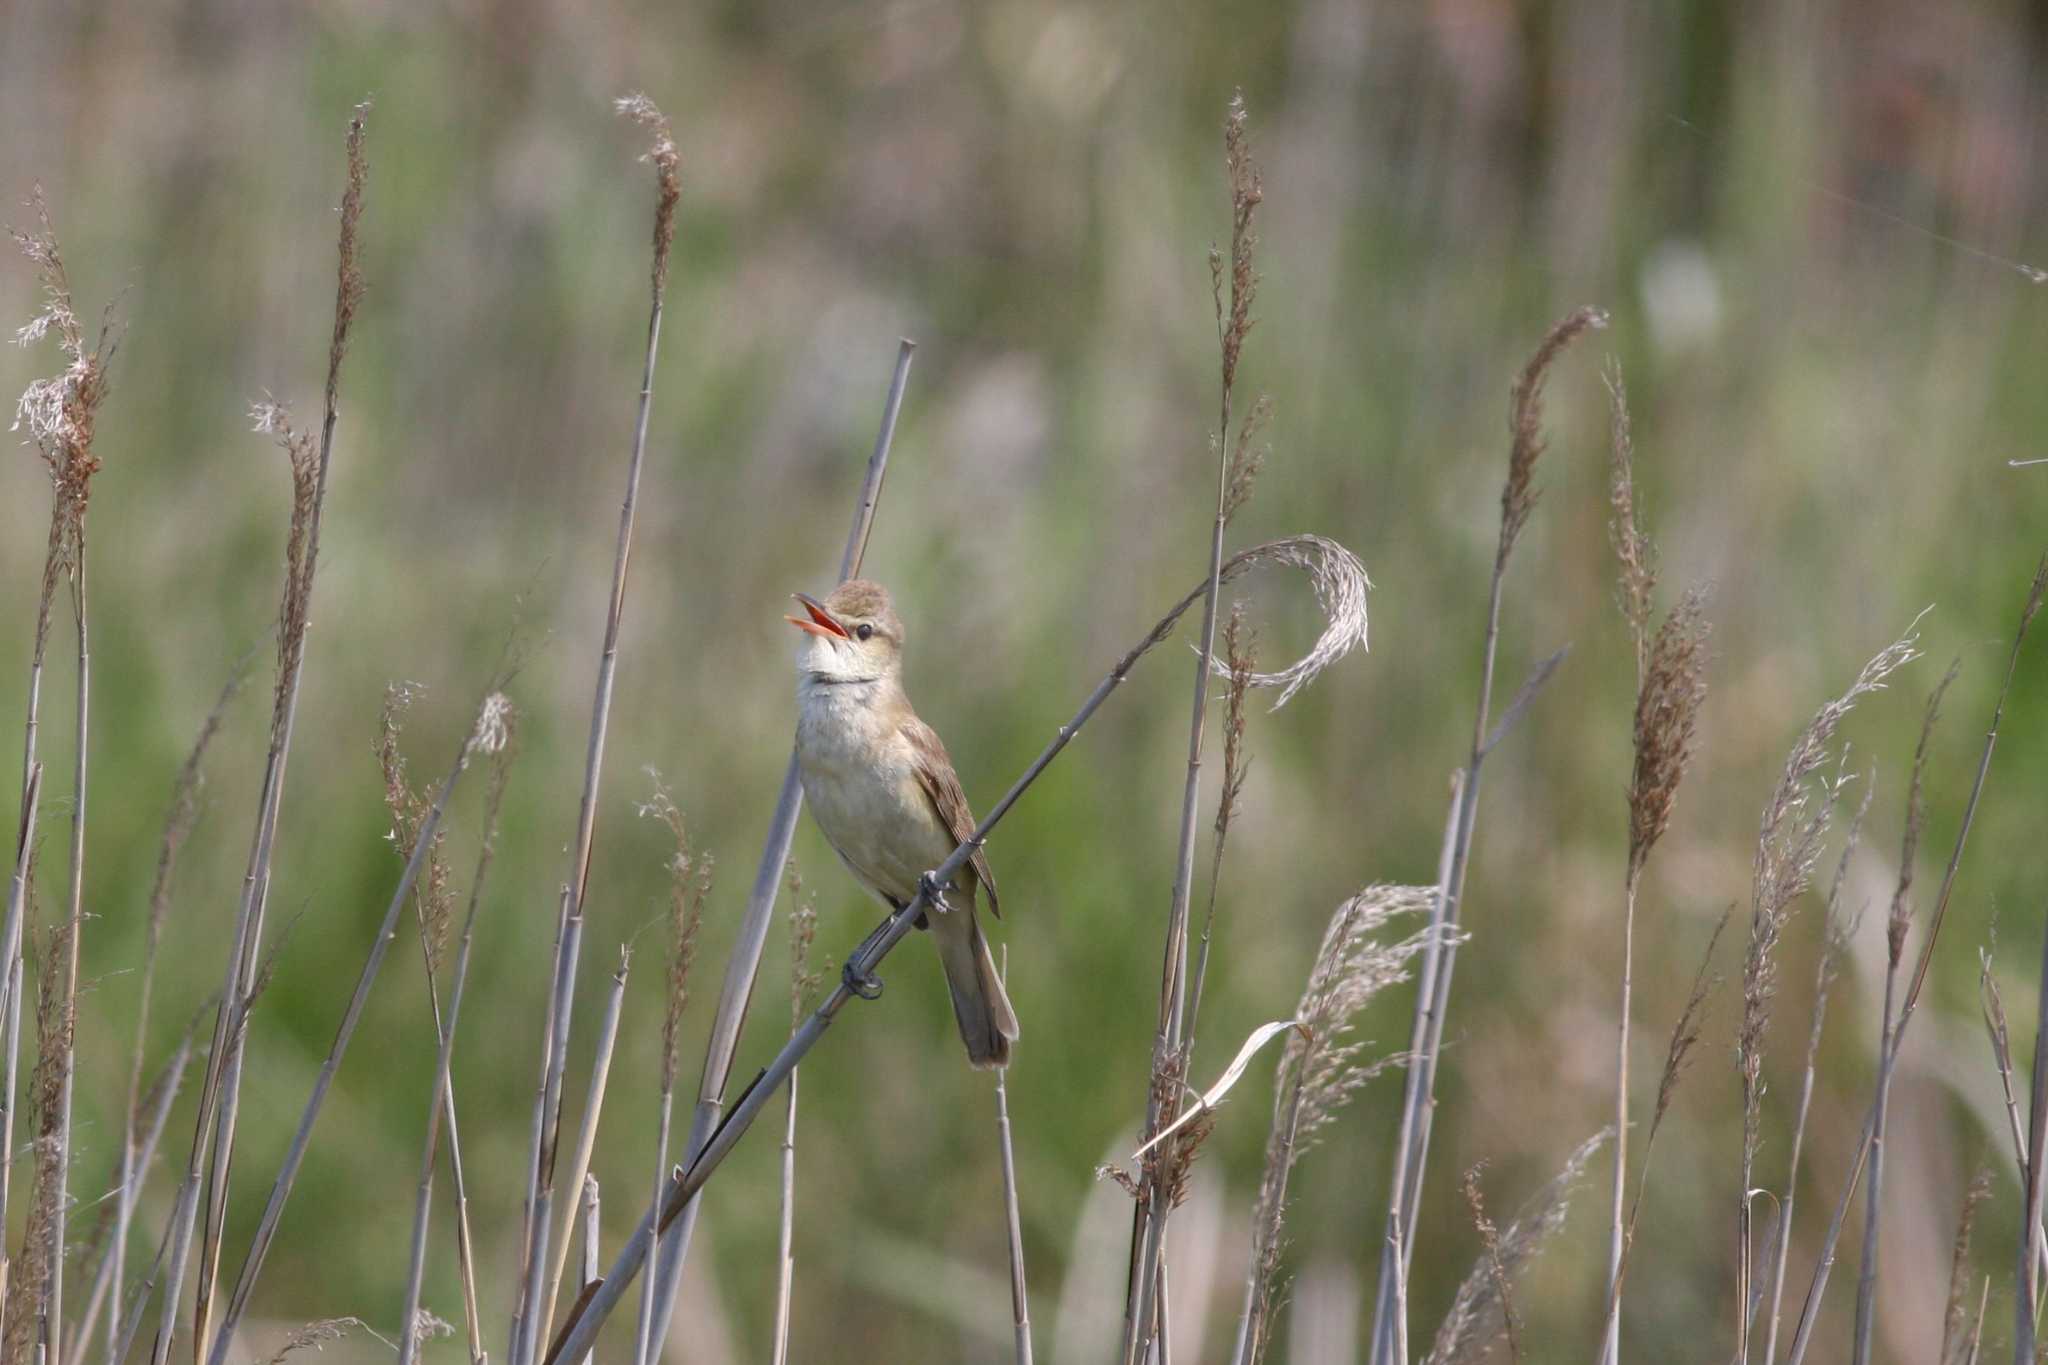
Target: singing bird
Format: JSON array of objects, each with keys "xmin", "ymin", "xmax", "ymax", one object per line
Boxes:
[{"xmin": 787, "ymin": 580, "xmax": 1020, "ymax": 1068}]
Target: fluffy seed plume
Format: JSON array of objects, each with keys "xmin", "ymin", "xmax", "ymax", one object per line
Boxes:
[
  {"xmin": 1605, "ymin": 361, "xmax": 1656, "ymax": 674},
  {"xmin": 1887, "ymin": 663, "xmax": 1956, "ymax": 965},
  {"xmin": 264, "ymin": 1316, "xmax": 368, "ymax": 1365},
  {"xmin": 251, "ymin": 397, "xmax": 321, "ymax": 733},
  {"xmin": 1423, "ymin": 1130, "xmax": 1611, "ymax": 1365},
  {"xmin": 1939, "ymin": 1168, "xmax": 1992, "ymax": 1365},
  {"xmin": 1215, "ymin": 606, "xmax": 1256, "ymax": 846},
  {"xmin": 378, "ymin": 683, "xmax": 456, "ymax": 974},
  {"xmin": 614, "ymin": 94, "xmax": 682, "ymax": 298},
  {"xmin": 1240, "ymin": 886, "xmax": 1440, "ymax": 1358},
  {"xmin": 1212, "ymin": 90, "xmax": 1263, "ymax": 405},
  {"xmin": 1223, "ymin": 393, "xmax": 1272, "ymax": 526},
  {"xmin": 1198, "ymin": 535, "xmax": 1369, "ymax": 706},
  {"xmin": 11, "ymin": 189, "xmax": 112, "ymax": 665},
  {"xmin": 1627, "ymin": 587, "xmax": 1712, "ymax": 872},
  {"xmin": 1740, "ymin": 623, "xmax": 1922, "ymax": 1139},
  {"xmin": 1461, "ymin": 1164, "xmax": 1522, "ymax": 1362},
  {"xmin": 1498, "ymin": 306, "xmax": 1607, "ymax": 566},
  {"xmin": 639, "ymin": 771, "xmax": 709, "ymax": 1092},
  {"xmin": 327, "ymin": 104, "xmax": 369, "ymax": 411}
]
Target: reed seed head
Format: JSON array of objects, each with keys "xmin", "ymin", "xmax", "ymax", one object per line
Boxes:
[
  {"xmin": 1627, "ymin": 587, "xmax": 1712, "ymax": 872},
  {"xmin": 1498, "ymin": 306, "xmax": 1606, "ymax": 567},
  {"xmin": 615, "ymin": 94, "xmax": 682, "ymax": 299}
]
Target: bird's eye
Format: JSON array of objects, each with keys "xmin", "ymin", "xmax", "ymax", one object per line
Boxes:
[{"xmin": 856, "ymin": 623, "xmax": 874, "ymax": 641}]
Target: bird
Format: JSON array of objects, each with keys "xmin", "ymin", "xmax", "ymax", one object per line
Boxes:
[{"xmin": 786, "ymin": 579, "xmax": 1019, "ymax": 1069}]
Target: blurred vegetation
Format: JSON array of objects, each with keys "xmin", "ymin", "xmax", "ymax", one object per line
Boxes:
[{"xmin": 2, "ymin": 1, "xmax": 2045, "ymax": 1360}]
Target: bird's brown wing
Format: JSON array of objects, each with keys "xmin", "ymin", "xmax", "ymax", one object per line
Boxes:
[{"xmin": 905, "ymin": 715, "xmax": 1001, "ymax": 918}]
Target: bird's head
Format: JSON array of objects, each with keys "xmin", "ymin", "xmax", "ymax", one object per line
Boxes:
[{"xmin": 787, "ymin": 578, "xmax": 905, "ymax": 684}]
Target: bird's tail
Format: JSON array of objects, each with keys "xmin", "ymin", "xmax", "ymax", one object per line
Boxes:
[{"xmin": 934, "ymin": 908, "xmax": 1019, "ymax": 1070}]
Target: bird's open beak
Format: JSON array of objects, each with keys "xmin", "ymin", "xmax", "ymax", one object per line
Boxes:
[{"xmin": 786, "ymin": 592, "xmax": 850, "ymax": 640}]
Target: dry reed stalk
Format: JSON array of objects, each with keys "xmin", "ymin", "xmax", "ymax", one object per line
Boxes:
[
  {"xmin": 2020, "ymin": 903, "xmax": 2048, "ymax": 1361},
  {"xmin": 642, "ymin": 335, "xmax": 912, "ymax": 1347},
  {"xmin": 513, "ymin": 93, "xmax": 678, "ymax": 1365},
  {"xmin": 1599, "ymin": 365, "xmax": 1711, "ymax": 1365},
  {"xmin": 0, "ymin": 765, "xmax": 38, "ymax": 1351},
  {"xmin": 1785, "ymin": 554, "xmax": 2047, "ymax": 1365},
  {"xmin": 994, "ymin": 950, "xmax": 1032, "ymax": 1365},
  {"xmin": 771, "ymin": 870, "xmax": 819, "ymax": 1365},
  {"xmin": 1978, "ymin": 946, "xmax": 2048, "ymax": 1294},
  {"xmin": 630, "ymin": 778, "xmax": 707, "ymax": 1365},
  {"xmin": 379, "ymin": 684, "xmax": 488, "ymax": 1343},
  {"xmin": 1185, "ymin": 606, "xmax": 1256, "ymax": 1047},
  {"xmin": 13, "ymin": 913, "xmax": 73, "ymax": 1365},
  {"xmin": 512, "ymin": 891, "xmax": 581, "ymax": 1365},
  {"xmin": 1982, "ymin": 951, "xmax": 2026, "ymax": 1171},
  {"xmin": 544, "ymin": 534, "xmax": 1370, "ymax": 1365},
  {"xmin": 577, "ymin": 1178, "xmax": 600, "ymax": 1365},
  {"xmin": 1601, "ymin": 904, "xmax": 1732, "ymax": 1340},
  {"xmin": 1851, "ymin": 666, "xmax": 1954, "ymax": 1365},
  {"xmin": 71, "ymin": 1025, "xmax": 198, "ymax": 1365},
  {"xmin": 95, "ymin": 661, "xmax": 247, "ymax": 1365},
  {"xmin": 10, "ymin": 188, "xmax": 113, "ymax": 1365},
  {"xmin": 1367, "ymin": 304, "xmax": 1605, "ymax": 1365},
  {"xmin": 146, "ymin": 104, "xmax": 366, "ymax": 1365},
  {"xmin": 536, "ymin": 951, "xmax": 632, "ymax": 1346},
  {"xmin": 1232, "ymin": 889, "xmax": 1437, "ymax": 1365},
  {"xmin": 1126, "ymin": 89, "xmax": 1271, "ymax": 1364},
  {"xmin": 1759, "ymin": 781, "xmax": 1870, "ymax": 1365},
  {"xmin": 1735, "ymin": 624, "xmax": 1923, "ymax": 1365},
  {"xmin": 1938, "ymin": 1170, "xmax": 1990, "ymax": 1365},
  {"xmin": 201, "ymin": 691, "xmax": 506, "ymax": 1365},
  {"xmin": 110, "ymin": 1112, "xmax": 184, "ymax": 1365},
  {"xmin": 1421, "ymin": 1131, "xmax": 1609, "ymax": 1365},
  {"xmin": 1461, "ymin": 1166, "xmax": 1520, "ymax": 1363},
  {"xmin": 399, "ymin": 707, "xmax": 517, "ymax": 1365},
  {"xmin": 1966, "ymin": 1277, "xmax": 1990, "ymax": 1365}
]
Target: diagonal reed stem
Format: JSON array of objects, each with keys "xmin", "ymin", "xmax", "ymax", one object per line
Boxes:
[
  {"xmin": 1784, "ymin": 554, "xmax": 2044, "ymax": 1365},
  {"xmin": 640, "ymin": 337, "xmax": 912, "ymax": 1352},
  {"xmin": 512, "ymin": 99, "xmax": 679, "ymax": 1365},
  {"xmin": 0, "ymin": 763, "xmax": 42, "ymax": 1347},
  {"xmin": 995, "ymin": 950, "xmax": 1033, "ymax": 1365},
  {"xmin": 1368, "ymin": 307, "xmax": 1604, "ymax": 1365},
  {"xmin": 544, "ymin": 532, "xmax": 1366, "ymax": 1365},
  {"xmin": 399, "ymin": 737, "xmax": 512, "ymax": 1365},
  {"xmin": 159, "ymin": 104, "xmax": 369, "ymax": 1365},
  {"xmin": 538, "ymin": 952, "xmax": 631, "ymax": 1345},
  {"xmin": 202, "ymin": 697, "xmax": 493, "ymax": 1365},
  {"xmin": 2019, "ymin": 899, "xmax": 2048, "ymax": 1362}
]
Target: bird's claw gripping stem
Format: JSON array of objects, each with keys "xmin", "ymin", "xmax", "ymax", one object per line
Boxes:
[
  {"xmin": 919, "ymin": 870, "xmax": 951, "ymax": 915},
  {"xmin": 842, "ymin": 957, "xmax": 883, "ymax": 1000}
]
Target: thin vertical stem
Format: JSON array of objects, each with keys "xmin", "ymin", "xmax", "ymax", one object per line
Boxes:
[
  {"xmin": 644, "ymin": 338, "xmax": 912, "ymax": 1350},
  {"xmin": 540, "ymin": 953, "xmax": 631, "ymax": 1347},
  {"xmin": 0, "ymin": 765, "xmax": 42, "ymax": 1353},
  {"xmin": 577, "ymin": 1177, "xmax": 600, "ymax": 1365},
  {"xmin": 770, "ymin": 1068, "xmax": 799, "ymax": 1365},
  {"xmin": 1851, "ymin": 962, "xmax": 1901, "ymax": 1365},
  {"xmin": 399, "ymin": 787, "xmax": 505, "ymax": 1365},
  {"xmin": 47, "ymin": 554, "xmax": 91, "ymax": 1365},
  {"xmin": 2018, "ymin": 900, "xmax": 2048, "ymax": 1362},
  {"xmin": 995, "ymin": 951, "xmax": 1032, "ymax": 1365},
  {"xmin": 1601, "ymin": 866, "xmax": 1640, "ymax": 1365},
  {"xmin": 171, "ymin": 105, "xmax": 370, "ymax": 1365},
  {"xmin": 205, "ymin": 711, "xmax": 485, "ymax": 1365}
]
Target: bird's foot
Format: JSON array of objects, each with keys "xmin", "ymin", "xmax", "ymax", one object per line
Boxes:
[
  {"xmin": 919, "ymin": 870, "xmax": 953, "ymax": 916},
  {"xmin": 841, "ymin": 957, "xmax": 884, "ymax": 1001}
]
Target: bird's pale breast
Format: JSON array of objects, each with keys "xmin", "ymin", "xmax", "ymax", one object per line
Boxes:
[{"xmin": 795, "ymin": 679, "xmax": 965, "ymax": 908}]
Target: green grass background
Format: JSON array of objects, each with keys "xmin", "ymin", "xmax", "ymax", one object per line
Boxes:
[{"xmin": 1, "ymin": 2, "xmax": 2044, "ymax": 1360}]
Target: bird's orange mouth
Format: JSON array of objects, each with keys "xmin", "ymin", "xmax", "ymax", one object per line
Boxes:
[{"xmin": 786, "ymin": 592, "xmax": 849, "ymax": 640}]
